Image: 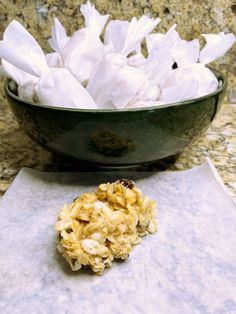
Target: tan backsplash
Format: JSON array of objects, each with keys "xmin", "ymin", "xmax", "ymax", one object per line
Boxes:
[{"xmin": 0, "ymin": 0, "xmax": 235, "ymax": 102}]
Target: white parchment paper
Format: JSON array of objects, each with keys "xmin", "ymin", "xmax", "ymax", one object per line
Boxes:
[{"xmin": 0, "ymin": 161, "xmax": 235, "ymax": 314}]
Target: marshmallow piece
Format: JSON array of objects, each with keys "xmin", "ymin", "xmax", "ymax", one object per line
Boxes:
[
  {"xmin": 80, "ymin": 1, "xmax": 109, "ymax": 36},
  {"xmin": 48, "ymin": 18, "xmax": 70, "ymax": 53},
  {"xmin": 36, "ymin": 68, "xmax": 97, "ymax": 109},
  {"xmin": 0, "ymin": 20, "xmax": 48, "ymax": 77},
  {"xmin": 200, "ymin": 32, "xmax": 236, "ymax": 64}
]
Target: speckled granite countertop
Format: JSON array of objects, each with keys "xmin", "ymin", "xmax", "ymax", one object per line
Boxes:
[
  {"xmin": 0, "ymin": 85, "xmax": 235, "ymax": 197},
  {"xmin": 0, "ymin": 1, "xmax": 235, "ymax": 197},
  {"xmin": 0, "ymin": 0, "xmax": 235, "ymax": 102}
]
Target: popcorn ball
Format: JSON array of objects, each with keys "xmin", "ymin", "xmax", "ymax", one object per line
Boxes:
[{"xmin": 55, "ymin": 179, "xmax": 157, "ymax": 275}]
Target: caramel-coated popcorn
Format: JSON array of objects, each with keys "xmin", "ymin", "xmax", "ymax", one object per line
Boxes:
[{"xmin": 55, "ymin": 179, "xmax": 157, "ymax": 275}]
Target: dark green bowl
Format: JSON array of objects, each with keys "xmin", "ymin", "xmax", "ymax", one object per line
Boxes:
[{"xmin": 4, "ymin": 69, "xmax": 226, "ymax": 167}]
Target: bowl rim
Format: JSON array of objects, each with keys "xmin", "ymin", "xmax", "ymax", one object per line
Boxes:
[{"xmin": 4, "ymin": 67, "xmax": 227, "ymax": 113}]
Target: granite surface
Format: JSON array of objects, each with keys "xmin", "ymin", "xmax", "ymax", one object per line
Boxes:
[
  {"xmin": 0, "ymin": 165, "xmax": 235, "ymax": 313},
  {"xmin": 0, "ymin": 0, "xmax": 235, "ymax": 197},
  {"xmin": 1, "ymin": 98, "xmax": 235, "ymax": 197},
  {"xmin": 0, "ymin": 0, "xmax": 235, "ymax": 102}
]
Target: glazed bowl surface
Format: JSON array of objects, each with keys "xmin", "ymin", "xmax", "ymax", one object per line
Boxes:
[{"xmin": 4, "ymin": 69, "xmax": 227, "ymax": 167}]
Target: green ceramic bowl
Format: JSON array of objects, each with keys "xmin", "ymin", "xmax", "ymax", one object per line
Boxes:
[{"xmin": 4, "ymin": 69, "xmax": 226, "ymax": 167}]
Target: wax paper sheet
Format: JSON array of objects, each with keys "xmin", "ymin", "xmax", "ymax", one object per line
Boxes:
[{"xmin": 0, "ymin": 160, "xmax": 235, "ymax": 314}]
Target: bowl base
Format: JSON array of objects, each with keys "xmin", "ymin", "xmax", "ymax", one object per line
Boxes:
[{"xmin": 46, "ymin": 152, "xmax": 179, "ymax": 172}]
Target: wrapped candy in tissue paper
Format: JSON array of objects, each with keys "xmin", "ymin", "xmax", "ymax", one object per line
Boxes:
[
  {"xmin": 0, "ymin": 1, "xmax": 235, "ymax": 109},
  {"xmin": 144, "ymin": 24, "xmax": 180, "ymax": 87},
  {"xmin": 86, "ymin": 54, "xmax": 160, "ymax": 109},
  {"xmin": 46, "ymin": 18, "xmax": 70, "ymax": 68},
  {"xmin": 60, "ymin": 2, "xmax": 109, "ymax": 84},
  {"xmin": 0, "ymin": 59, "xmax": 38, "ymax": 101},
  {"xmin": 0, "ymin": 20, "xmax": 96, "ymax": 109}
]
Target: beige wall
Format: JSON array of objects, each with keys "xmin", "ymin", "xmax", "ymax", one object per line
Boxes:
[{"xmin": 0, "ymin": 0, "xmax": 235, "ymax": 102}]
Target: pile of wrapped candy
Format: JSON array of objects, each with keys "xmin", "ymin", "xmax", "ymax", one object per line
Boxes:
[{"xmin": 0, "ymin": 1, "xmax": 235, "ymax": 109}]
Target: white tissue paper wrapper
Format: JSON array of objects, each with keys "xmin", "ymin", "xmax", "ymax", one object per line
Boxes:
[
  {"xmin": 104, "ymin": 16, "xmax": 160, "ymax": 55},
  {"xmin": 146, "ymin": 25, "xmax": 200, "ymax": 69},
  {"xmin": 87, "ymin": 53, "xmax": 159, "ymax": 109},
  {"xmin": 0, "ymin": 59, "xmax": 38, "ymax": 101},
  {"xmin": 48, "ymin": 17, "xmax": 70, "ymax": 54},
  {"xmin": 47, "ymin": 18, "xmax": 70, "ymax": 68},
  {"xmin": 86, "ymin": 53, "xmax": 126, "ymax": 109},
  {"xmin": 0, "ymin": 20, "xmax": 48, "ymax": 77},
  {"xmin": 160, "ymin": 78, "xmax": 199, "ymax": 103},
  {"xmin": 146, "ymin": 24, "xmax": 179, "ymax": 55},
  {"xmin": 45, "ymin": 52, "xmax": 63, "ymax": 68},
  {"xmin": 61, "ymin": 30, "xmax": 104, "ymax": 84},
  {"xmin": 200, "ymin": 32, "xmax": 236, "ymax": 65},
  {"xmin": 0, "ymin": 20, "xmax": 97, "ymax": 109},
  {"xmin": 160, "ymin": 64, "xmax": 219, "ymax": 103},
  {"xmin": 145, "ymin": 25, "xmax": 179, "ymax": 86},
  {"xmin": 36, "ymin": 68, "xmax": 97, "ymax": 109},
  {"xmin": 0, "ymin": 1, "xmax": 235, "ymax": 109},
  {"xmin": 172, "ymin": 38, "xmax": 200, "ymax": 67},
  {"xmin": 61, "ymin": 1, "xmax": 109, "ymax": 83},
  {"xmin": 35, "ymin": 67, "xmax": 97, "ymax": 109},
  {"xmin": 80, "ymin": 1, "xmax": 109, "ymax": 35},
  {"xmin": 127, "ymin": 53, "xmax": 147, "ymax": 68},
  {"xmin": 134, "ymin": 100, "xmax": 166, "ymax": 108},
  {"xmin": 104, "ymin": 20, "xmax": 130, "ymax": 53},
  {"xmin": 0, "ymin": 160, "xmax": 235, "ymax": 313}
]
